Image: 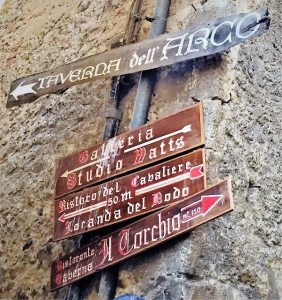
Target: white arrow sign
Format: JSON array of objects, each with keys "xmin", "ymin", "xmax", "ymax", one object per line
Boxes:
[
  {"xmin": 60, "ymin": 125, "xmax": 192, "ymax": 178},
  {"xmin": 10, "ymin": 81, "xmax": 37, "ymax": 100},
  {"xmin": 135, "ymin": 164, "xmax": 204, "ymax": 196},
  {"xmin": 124, "ymin": 124, "xmax": 192, "ymax": 153},
  {"xmin": 58, "ymin": 201, "xmax": 108, "ymax": 223}
]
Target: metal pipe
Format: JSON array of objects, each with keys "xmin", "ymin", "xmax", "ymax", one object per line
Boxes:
[
  {"xmin": 103, "ymin": 76, "xmax": 122, "ymax": 140},
  {"xmin": 148, "ymin": 0, "xmax": 170, "ymax": 38},
  {"xmin": 65, "ymin": 284, "xmax": 80, "ymax": 300},
  {"xmin": 66, "ymin": 1, "xmax": 170, "ymax": 299},
  {"xmin": 130, "ymin": 0, "xmax": 170, "ymax": 129}
]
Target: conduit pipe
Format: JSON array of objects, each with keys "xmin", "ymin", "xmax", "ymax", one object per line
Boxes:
[
  {"xmin": 66, "ymin": 1, "xmax": 170, "ymax": 299},
  {"xmin": 130, "ymin": 0, "xmax": 170, "ymax": 129},
  {"xmin": 99, "ymin": 1, "xmax": 171, "ymax": 298}
]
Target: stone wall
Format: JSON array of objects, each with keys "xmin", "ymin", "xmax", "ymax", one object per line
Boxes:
[{"xmin": 0, "ymin": 0, "xmax": 281, "ymax": 299}]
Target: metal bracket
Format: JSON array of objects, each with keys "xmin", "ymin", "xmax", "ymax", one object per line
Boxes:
[
  {"xmin": 145, "ymin": 16, "xmax": 155, "ymax": 22},
  {"xmin": 106, "ymin": 107, "xmax": 122, "ymax": 120}
]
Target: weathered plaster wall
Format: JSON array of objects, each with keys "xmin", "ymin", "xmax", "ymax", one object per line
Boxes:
[
  {"xmin": 0, "ymin": 0, "xmax": 281, "ymax": 300},
  {"xmin": 116, "ymin": 0, "xmax": 282, "ymax": 299},
  {"xmin": 0, "ymin": 1, "xmax": 143, "ymax": 299}
]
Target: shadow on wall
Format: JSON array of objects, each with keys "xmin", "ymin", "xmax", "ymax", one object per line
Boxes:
[{"xmin": 163, "ymin": 53, "xmax": 223, "ymax": 80}]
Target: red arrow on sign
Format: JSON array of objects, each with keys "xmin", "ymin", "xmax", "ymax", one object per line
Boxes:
[{"xmin": 181, "ymin": 195, "xmax": 223, "ymax": 223}]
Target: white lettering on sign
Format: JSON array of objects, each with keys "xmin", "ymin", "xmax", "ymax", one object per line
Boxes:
[
  {"xmin": 210, "ymin": 19, "xmax": 237, "ymax": 46},
  {"xmin": 129, "ymin": 47, "xmax": 159, "ymax": 68},
  {"xmin": 51, "ymin": 179, "xmax": 234, "ymax": 291},
  {"xmin": 58, "ymin": 193, "xmax": 224, "ymax": 271},
  {"xmin": 9, "ymin": 9, "xmax": 268, "ymax": 104},
  {"xmin": 236, "ymin": 12, "xmax": 261, "ymax": 39},
  {"xmin": 161, "ymin": 12, "xmax": 262, "ymax": 60},
  {"xmin": 37, "ymin": 59, "xmax": 122, "ymax": 91}
]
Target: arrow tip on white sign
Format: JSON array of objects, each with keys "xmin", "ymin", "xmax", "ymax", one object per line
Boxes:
[
  {"xmin": 182, "ymin": 125, "xmax": 192, "ymax": 133},
  {"xmin": 202, "ymin": 195, "xmax": 224, "ymax": 216},
  {"xmin": 61, "ymin": 170, "xmax": 69, "ymax": 178},
  {"xmin": 58, "ymin": 214, "xmax": 65, "ymax": 223},
  {"xmin": 10, "ymin": 81, "xmax": 37, "ymax": 100}
]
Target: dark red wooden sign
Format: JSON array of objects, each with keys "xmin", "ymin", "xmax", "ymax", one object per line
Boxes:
[
  {"xmin": 7, "ymin": 8, "xmax": 269, "ymax": 107},
  {"xmin": 54, "ymin": 149, "xmax": 206, "ymax": 241},
  {"xmin": 50, "ymin": 178, "xmax": 233, "ymax": 291},
  {"xmin": 54, "ymin": 103, "xmax": 204, "ymax": 198}
]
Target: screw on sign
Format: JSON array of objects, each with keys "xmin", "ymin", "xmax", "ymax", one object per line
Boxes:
[
  {"xmin": 53, "ymin": 149, "xmax": 206, "ymax": 241},
  {"xmin": 54, "ymin": 103, "xmax": 205, "ymax": 199},
  {"xmin": 50, "ymin": 179, "xmax": 233, "ymax": 290}
]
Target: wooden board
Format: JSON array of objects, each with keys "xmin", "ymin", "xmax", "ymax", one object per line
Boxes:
[
  {"xmin": 7, "ymin": 8, "xmax": 269, "ymax": 107},
  {"xmin": 54, "ymin": 103, "xmax": 204, "ymax": 199},
  {"xmin": 50, "ymin": 179, "xmax": 233, "ymax": 291},
  {"xmin": 54, "ymin": 149, "xmax": 206, "ymax": 241}
]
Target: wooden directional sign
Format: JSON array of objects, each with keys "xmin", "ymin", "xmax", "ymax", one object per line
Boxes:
[
  {"xmin": 54, "ymin": 149, "xmax": 206, "ymax": 241},
  {"xmin": 55, "ymin": 103, "xmax": 204, "ymax": 198},
  {"xmin": 50, "ymin": 179, "xmax": 233, "ymax": 291},
  {"xmin": 8, "ymin": 8, "xmax": 269, "ymax": 107}
]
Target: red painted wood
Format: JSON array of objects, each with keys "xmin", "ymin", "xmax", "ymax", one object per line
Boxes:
[
  {"xmin": 53, "ymin": 149, "xmax": 206, "ymax": 241},
  {"xmin": 50, "ymin": 179, "xmax": 233, "ymax": 291},
  {"xmin": 54, "ymin": 103, "xmax": 204, "ymax": 199}
]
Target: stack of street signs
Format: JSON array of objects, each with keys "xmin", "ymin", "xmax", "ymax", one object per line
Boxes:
[
  {"xmin": 5, "ymin": 5, "xmax": 270, "ymax": 293},
  {"xmin": 50, "ymin": 103, "xmax": 233, "ymax": 290}
]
